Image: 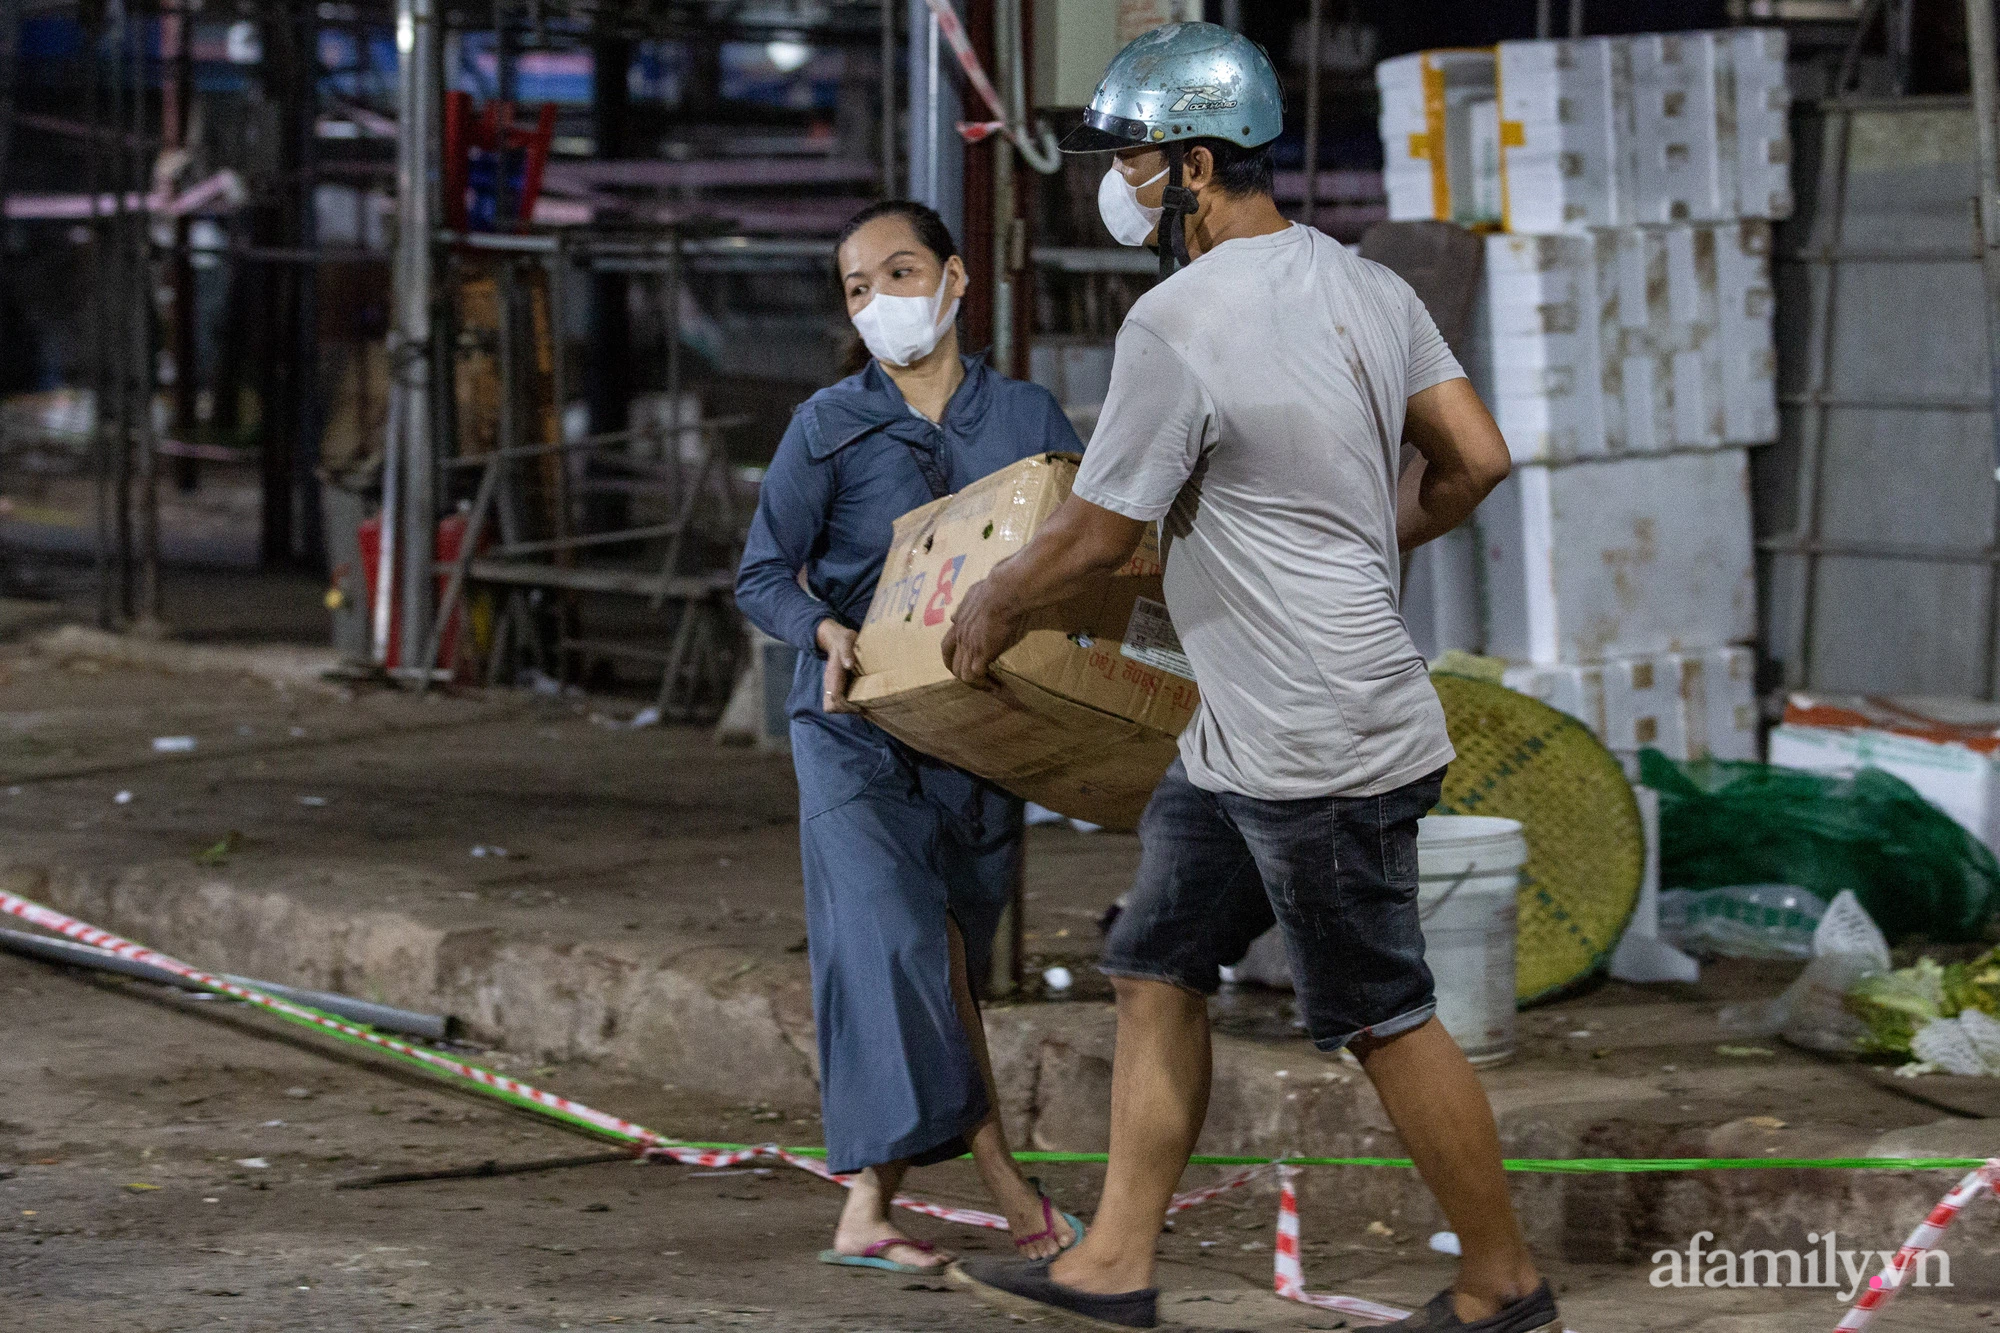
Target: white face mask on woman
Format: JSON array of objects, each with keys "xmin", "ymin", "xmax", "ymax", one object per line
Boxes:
[
  {"xmin": 851, "ymin": 271, "xmax": 960, "ymax": 368},
  {"xmin": 1097, "ymin": 165, "xmax": 1169, "ymax": 247}
]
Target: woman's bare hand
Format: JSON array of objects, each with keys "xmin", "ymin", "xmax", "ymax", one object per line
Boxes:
[{"xmin": 816, "ymin": 620, "xmax": 862, "ymax": 713}]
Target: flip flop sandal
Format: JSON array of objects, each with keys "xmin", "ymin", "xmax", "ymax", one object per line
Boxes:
[
  {"xmin": 1013, "ymin": 1176, "xmax": 1087, "ymax": 1256},
  {"xmin": 816, "ymin": 1237, "xmax": 946, "ymax": 1275}
]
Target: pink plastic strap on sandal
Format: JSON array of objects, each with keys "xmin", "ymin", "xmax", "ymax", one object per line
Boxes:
[
  {"xmin": 862, "ymin": 1237, "xmax": 936, "ymax": 1260},
  {"xmin": 1011, "ymin": 1195, "xmax": 1060, "ymax": 1250}
]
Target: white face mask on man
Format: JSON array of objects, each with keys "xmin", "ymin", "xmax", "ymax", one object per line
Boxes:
[
  {"xmin": 1097, "ymin": 165, "xmax": 1169, "ymax": 247},
  {"xmin": 851, "ymin": 271, "xmax": 960, "ymax": 369}
]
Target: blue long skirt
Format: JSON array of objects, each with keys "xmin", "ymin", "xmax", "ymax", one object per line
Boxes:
[{"xmin": 791, "ymin": 687, "xmax": 1022, "ymax": 1175}]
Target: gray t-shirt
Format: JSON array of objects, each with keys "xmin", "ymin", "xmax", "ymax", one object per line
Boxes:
[{"xmin": 1073, "ymin": 224, "xmax": 1462, "ymax": 800}]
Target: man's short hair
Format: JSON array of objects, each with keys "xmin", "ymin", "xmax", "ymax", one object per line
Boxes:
[{"xmin": 1188, "ymin": 136, "xmax": 1276, "ymax": 200}]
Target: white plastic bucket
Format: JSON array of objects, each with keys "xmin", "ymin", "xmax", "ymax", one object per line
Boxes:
[{"xmin": 1417, "ymin": 815, "xmax": 1528, "ymax": 1065}]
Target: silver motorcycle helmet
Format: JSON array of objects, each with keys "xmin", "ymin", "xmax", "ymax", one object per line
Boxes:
[{"xmin": 1060, "ymin": 22, "xmax": 1284, "ymax": 276}]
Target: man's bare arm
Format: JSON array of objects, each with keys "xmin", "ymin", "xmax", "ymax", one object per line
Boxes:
[
  {"xmin": 941, "ymin": 496, "xmax": 1148, "ymax": 684},
  {"xmin": 1398, "ymin": 378, "xmax": 1512, "ymax": 552}
]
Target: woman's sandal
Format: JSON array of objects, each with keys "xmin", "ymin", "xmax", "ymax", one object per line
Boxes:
[
  {"xmin": 817, "ymin": 1237, "xmax": 948, "ymax": 1275},
  {"xmin": 1012, "ymin": 1176, "xmax": 1086, "ymax": 1256}
]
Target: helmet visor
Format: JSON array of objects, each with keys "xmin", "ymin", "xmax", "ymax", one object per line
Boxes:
[{"xmin": 1058, "ymin": 106, "xmax": 1153, "ymax": 154}]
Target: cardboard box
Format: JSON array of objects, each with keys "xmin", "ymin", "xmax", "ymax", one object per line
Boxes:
[{"xmin": 848, "ymin": 454, "xmax": 1198, "ymax": 831}]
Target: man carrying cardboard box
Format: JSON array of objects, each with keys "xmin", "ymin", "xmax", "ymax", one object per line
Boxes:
[{"xmin": 939, "ymin": 22, "xmax": 1551, "ymax": 1333}]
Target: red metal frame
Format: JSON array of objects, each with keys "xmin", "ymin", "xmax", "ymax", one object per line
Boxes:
[{"xmin": 444, "ymin": 91, "xmax": 558, "ymax": 232}]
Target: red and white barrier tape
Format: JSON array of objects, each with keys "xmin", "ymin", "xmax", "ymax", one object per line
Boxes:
[
  {"xmin": 918, "ymin": 0, "xmax": 1059, "ymax": 168},
  {"xmin": 919, "ymin": 0, "xmax": 1007, "ymax": 144},
  {"xmin": 1832, "ymin": 1160, "xmax": 1999, "ymax": 1331},
  {"xmin": 0, "ymin": 888, "xmax": 1261, "ymax": 1236},
  {"xmin": 0, "ymin": 887, "xmax": 687, "ymax": 1151},
  {"xmin": 776, "ymin": 1145, "xmax": 1010, "ymax": 1229},
  {"xmin": 17, "ymin": 886, "xmax": 1993, "ymax": 1330},
  {"xmin": 1168, "ymin": 1162, "xmax": 1272, "ymax": 1215},
  {"xmin": 1273, "ymin": 1165, "xmax": 1418, "ymax": 1325}
]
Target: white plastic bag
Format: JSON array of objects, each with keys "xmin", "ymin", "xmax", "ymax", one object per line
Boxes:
[
  {"xmin": 1658, "ymin": 884, "xmax": 1826, "ymax": 960},
  {"xmin": 1910, "ymin": 1009, "xmax": 2000, "ymax": 1076},
  {"xmin": 1719, "ymin": 891, "xmax": 1890, "ymax": 1051}
]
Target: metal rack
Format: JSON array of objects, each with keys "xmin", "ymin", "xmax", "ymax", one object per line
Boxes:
[{"xmin": 386, "ymin": 226, "xmax": 750, "ymax": 714}]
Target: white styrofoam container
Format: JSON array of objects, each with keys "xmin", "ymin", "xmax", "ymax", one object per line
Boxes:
[
  {"xmin": 1699, "ymin": 644, "xmax": 1761, "ymax": 761},
  {"xmin": 1476, "ymin": 233, "xmax": 1607, "ymax": 462},
  {"xmin": 1496, "ymin": 36, "xmax": 1633, "ymax": 233},
  {"xmin": 1714, "ymin": 219, "xmax": 1779, "ymax": 443},
  {"xmin": 1504, "ymin": 646, "xmax": 1758, "ymax": 762},
  {"xmin": 1770, "ymin": 724, "xmax": 2000, "ymax": 857},
  {"xmin": 1402, "ymin": 524, "xmax": 1483, "ymax": 660},
  {"xmin": 1376, "ymin": 49, "xmax": 1500, "ymax": 225},
  {"xmin": 1467, "ymin": 97, "xmax": 1503, "ymax": 225},
  {"xmin": 1027, "ymin": 338, "xmax": 1114, "ymax": 411},
  {"xmin": 1482, "ymin": 29, "xmax": 1791, "ymax": 234},
  {"xmin": 1628, "ymin": 32, "xmax": 1725, "ymax": 224},
  {"xmin": 1477, "ymin": 449, "xmax": 1756, "ymax": 665},
  {"xmin": 1719, "ymin": 28, "xmax": 1793, "ymax": 221},
  {"xmin": 1472, "ymin": 222, "xmax": 1775, "ymax": 461}
]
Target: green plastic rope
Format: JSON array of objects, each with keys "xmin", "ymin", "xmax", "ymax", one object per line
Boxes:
[{"xmin": 666, "ymin": 1143, "xmax": 1988, "ymax": 1172}]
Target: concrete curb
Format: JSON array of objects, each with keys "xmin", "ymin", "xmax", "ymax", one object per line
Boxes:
[
  {"xmin": 6, "ymin": 857, "xmax": 1994, "ymax": 1262},
  {"xmin": 29, "ymin": 625, "xmax": 344, "ymax": 691}
]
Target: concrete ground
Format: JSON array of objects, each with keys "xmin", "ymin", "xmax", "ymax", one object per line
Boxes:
[
  {"xmin": 8, "ymin": 956, "xmax": 1997, "ymax": 1333},
  {"xmin": 2, "ymin": 622, "xmax": 1998, "ymax": 1330}
]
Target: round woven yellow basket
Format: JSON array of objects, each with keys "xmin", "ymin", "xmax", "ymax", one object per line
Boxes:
[{"xmin": 1431, "ymin": 672, "xmax": 1644, "ymax": 1004}]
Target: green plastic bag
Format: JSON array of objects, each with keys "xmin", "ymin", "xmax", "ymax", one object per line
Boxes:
[{"xmin": 1640, "ymin": 750, "xmax": 2000, "ymax": 944}]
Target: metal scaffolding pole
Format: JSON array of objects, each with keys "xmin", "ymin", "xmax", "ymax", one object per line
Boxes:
[
  {"xmin": 1968, "ymin": 0, "xmax": 2000, "ymax": 485},
  {"xmin": 109, "ymin": 9, "xmax": 136, "ymax": 623},
  {"xmin": 131, "ymin": 0, "xmax": 161, "ymax": 627},
  {"xmin": 1300, "ymin": 0, "xmax": 1322, "ymax": 227},
  {"xmin": 880, "ymin": 0, "xmax": 896, "ymax": 197},
  {"xmin": 1966, "ymin": 0, "xmax": 2000, "ymax": 694},
  {"xmin": 908, "ymin": 0, "xmax": 962, "ymax": 243},
  {"xmin": 0, "ymin": 0, "xmax": 18, "ymax": 220},
  {"xmin": 85, "ymin": 12, "xmax": 113, "ymax": 629},
  {"xmin": 991, "ymin": 0, "xmax": 1017, "ymax": 376},
  {"xmin": 392, "ymin": 0, "xmax": 440, "ymax": 674}
]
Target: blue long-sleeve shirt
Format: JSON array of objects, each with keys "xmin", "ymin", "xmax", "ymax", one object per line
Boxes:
[{"xmin": 737, "ymin": 355, "xmax": 1084, "ymax": 661}]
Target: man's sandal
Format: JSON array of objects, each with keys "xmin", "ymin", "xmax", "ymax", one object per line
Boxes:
[{"xmin": 816, "ymin": 1237, "xmax": 947, "ymax": 1275}]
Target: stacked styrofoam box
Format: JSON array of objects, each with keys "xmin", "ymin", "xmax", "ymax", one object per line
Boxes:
[
  {"xmin": 1504, "ymin": 647, "xmax": 1759, "ymax": 771},
  {"xmin": 1489, "ymin": 29, "xmax": 1790, "ymax": 233},
  {"xmin": 1476, "ymin": 448, "xmax": 1757, "ymax": 667},
  {"xmin": 1385, "ymin": 32, "xmax": 1791, "ymax": 232},
  {"xmin": 1377, "ymin": 50, "xmax": 1504, "ymax": 227},
  {"xmin": 1402, "ymin": 526, "xmax": 1482, "ymax": 660},
  {"xmin": 1377, "ymin": 53, "xmax": 1435, "ymax": 222},
  {"xmin": 1381, "ymin": 30, "xmax": 1784, "ymax": 766},
  {"xmin": 1718, "ymin": 28, "xmax": 1793, "ymax": 222},
  {"xmin": 1470, "ymin": 220, "xmax": 1776, "ymax": 461},
  {"xmin": 1627, "ymin": 32, "xmax": 1725, "ymax": 225},
  {"xmin": 1627, "ymin": 30, "xmax": 1793, "ymax": 224},
  {"xmin": 1494, "ymin": 36, "xmax": 1633, "ymax": 233}
]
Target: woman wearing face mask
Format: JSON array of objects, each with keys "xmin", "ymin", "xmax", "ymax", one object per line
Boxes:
[{"xmin": 735, "ymin": 200, "xmax": 1086, "ymax": 1276}]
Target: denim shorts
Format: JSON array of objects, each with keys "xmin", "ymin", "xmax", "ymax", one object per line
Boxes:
[{"xmin": 1100, "ymin": 759, "xmax": 1447, "ymax": 1052}]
